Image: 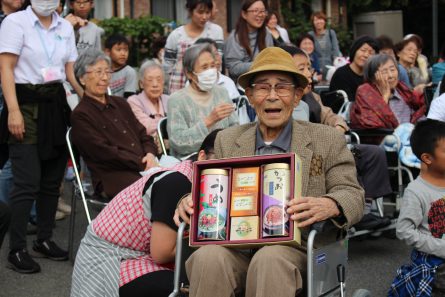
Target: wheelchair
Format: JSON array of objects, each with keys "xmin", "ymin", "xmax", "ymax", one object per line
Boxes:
[{"xmin": 169, "ymin": 221, "xmax": 371, "ymax": 297}]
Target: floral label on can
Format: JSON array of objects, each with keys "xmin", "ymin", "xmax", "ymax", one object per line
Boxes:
[{"xmin": 197, "ymin": 172, "xmax": 228, "ymax": 240}]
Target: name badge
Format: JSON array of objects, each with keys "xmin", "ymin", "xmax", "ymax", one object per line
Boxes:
[{"xmin": 41, "ymin": 66, "xmax": 63, "ymax": 84}]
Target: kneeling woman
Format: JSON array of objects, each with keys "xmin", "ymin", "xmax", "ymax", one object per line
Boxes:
[{"xmin": 71, "ymin": 131, "xmax": 219, "ymax": 297}]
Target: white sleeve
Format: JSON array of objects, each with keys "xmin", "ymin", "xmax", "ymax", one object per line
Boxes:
[
  {"xmin": 427, "ymin": 94, "xmax": 445, "ymax": 122},
  {"xmin": 0, "ymin": 15, "xmax": 24, "ymax": 55}
]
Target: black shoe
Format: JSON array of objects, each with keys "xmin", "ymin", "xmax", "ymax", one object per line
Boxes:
[
  {"xmin": 32, "ymin": 240, "xmax": 68, "ymax": 261},
  {"xmin": 354, "ymin": 213, "xmax": 390, "ymax": 231},
  {"xmin": 7, "ymin": 249, "xmax": 41, "ymax": 274}
]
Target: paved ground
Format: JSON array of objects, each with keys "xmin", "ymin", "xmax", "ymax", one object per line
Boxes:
[{"xmin": 0, "ymin": 185, "xmax": 411, "ymax": 297}]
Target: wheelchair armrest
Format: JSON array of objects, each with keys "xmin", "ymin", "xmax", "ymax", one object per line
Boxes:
[
  {"xmin": 310, "ymin": 220, "xmax": 339, "ymax": 234},
  {"xmin": 348, "ymin": 128, "xmax": 394, "ymax": 137}
]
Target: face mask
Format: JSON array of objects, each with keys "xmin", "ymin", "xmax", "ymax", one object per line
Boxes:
[
  {"xmin": 31, "ymin": 0, "xmax": 59, "ymax": 17},
  {"xmin": 194, "ymin": 68, "xmax": 218, "ymax": 92}
]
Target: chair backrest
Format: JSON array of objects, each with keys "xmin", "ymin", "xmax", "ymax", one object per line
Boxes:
[
  {"xmin": 320, "ymin": 90, "xmax": 349, "ymax": 114},
  {"xmin": 66, "ymin": 127, "xmax": 92, "ymax": 223},
  {"xmin": 157, "ymin": 117, "xmax": 169, "ymax": 156}
]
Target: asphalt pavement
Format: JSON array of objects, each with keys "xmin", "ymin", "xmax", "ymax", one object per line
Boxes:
[{"xmin": 0, "ymin": 183, "xmax": 411, "ymax": 297}]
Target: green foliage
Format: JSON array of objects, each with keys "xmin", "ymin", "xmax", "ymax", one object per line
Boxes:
[
  {"xmin": 331, "ymin": 25, "xmax": 353, "ymax": 56},
  {"xmin": 99, "ymin": 16, "xmax": 170, "ymax": 66},
  {"xmin": 279, "ymin": 0, "xmax": 353, "ymax": 54},
  {"xmin": 280, "ymin": 0, "xmax": 311, "ymax": 44}
]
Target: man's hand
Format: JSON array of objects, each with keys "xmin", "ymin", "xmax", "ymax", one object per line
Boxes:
[
  {"xmin": 286, "ymin": 197, "xmax": 340, "ymax": 228},
  {"xmin": 173, "ymin": 194, "xmax": 194, "ymax": 226},
  {"xmin": 142, "ymin": 153, "xmax": 158, "ymax": 170}
]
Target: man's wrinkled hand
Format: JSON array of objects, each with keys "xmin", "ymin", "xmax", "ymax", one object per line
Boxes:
[
  {"xmin": 173, "ymin": 194, "xmax": 194, "ymax": 226},
  {"xmin": 286, "ymin": 197, "xmax": 340, "ymax": 228}
]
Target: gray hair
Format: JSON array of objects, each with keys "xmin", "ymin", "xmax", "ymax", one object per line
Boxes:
[
  {"xmin": 138, "ymin": 59, "xmax": 164, "ymax": 82},
  {"xmin": 182, "ymin": 43, "xmax": 215, "ymax": 74},
  {"xmin": 363, "ymin": 53, "xmax": 398, "ymax": 83},
  {"xmin": 74, "ymin": 49, "xmax": 111, "ymax": 79}
]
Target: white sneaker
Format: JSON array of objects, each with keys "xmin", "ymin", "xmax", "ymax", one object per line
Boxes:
[{"xmin": 57, "ymin": 197, "xmax": 71, "ymax": 215}]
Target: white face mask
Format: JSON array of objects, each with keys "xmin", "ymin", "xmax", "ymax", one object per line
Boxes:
[
  {"xmin": 31, "ymin": 0, "xmax": 59, "ymax": 17},
  {"xmin": 194, "ymin": 68, "xmax": 218, "ymax": 92}
]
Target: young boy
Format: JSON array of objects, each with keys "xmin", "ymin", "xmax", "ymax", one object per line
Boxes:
[
  {"xmin": 67, "ymin": 0, "xmax": 104, "ymax": 55},
  {"xmin": 389, "ymin": 119, "xmax": 445, "ymax": 296},
  {"xmin": 105, "ymin": 34, "xmax": 138, "ymax": 98}
]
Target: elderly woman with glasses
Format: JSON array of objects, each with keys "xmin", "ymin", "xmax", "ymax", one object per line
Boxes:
[
  {"xmin": 351, "ymin": 54, "xmax": 426, "ymax": 131},
  {"xmin": 128, "ymin": 60, "xmax": 168, "ymax": 137},
  {"xmin": 71, "ymin": 49, "xmax": 158, "ymax": 199},
  {"xmin": 167, "ymin": 43, "xmax": 238, "ymax": 159}
]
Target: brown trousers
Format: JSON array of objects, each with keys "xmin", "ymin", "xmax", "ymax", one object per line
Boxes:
[{"xmin": 186, "ymin": 245, "xmax": 307, "ymax": 297}]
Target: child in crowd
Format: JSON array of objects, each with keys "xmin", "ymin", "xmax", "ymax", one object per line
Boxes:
[
  {"xmin": 389, "ymin": 119, "xmax": 445, "ymax": 296},
  {"xmin": 105, "ymin": 34, "xmax": 138, "ymax": 98},
  {"xmin": 66, "ymin": 0, "xmax": 104, "ymax": 55}
]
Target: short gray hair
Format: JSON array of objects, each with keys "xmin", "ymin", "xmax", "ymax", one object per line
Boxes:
[
  {"xmin": 74, "ymin": 49, "xmax": 111, "ymax": 79},
  {"xmin": 363, "ymin": 53, "xmax": 398, "ymax": 83},
  {"xmin": 138, "ymin": 60, "xmax": 164, "ymax": 82},
  {"xmin": 182, "ymin": 43, "xmax": 215, "ymax": 74}
]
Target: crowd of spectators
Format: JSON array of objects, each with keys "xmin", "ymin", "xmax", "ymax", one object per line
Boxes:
[{"xmin": 0, "ymin": 0, "xmax": 444, "ymax": 296}]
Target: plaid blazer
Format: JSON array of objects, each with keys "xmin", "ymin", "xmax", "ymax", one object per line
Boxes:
[{"xmin": 214, "ymin": 120, "xmax": 365, "ymax": 230}]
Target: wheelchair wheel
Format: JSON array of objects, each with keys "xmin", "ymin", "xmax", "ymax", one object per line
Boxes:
[{"xmin": 352, "ymin": 289, "xmax": 372, "ymax": 297}]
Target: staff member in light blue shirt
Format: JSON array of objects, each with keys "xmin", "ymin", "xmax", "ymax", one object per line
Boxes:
[{"xmin": 0, "ymin": 0, "xmax": 82, "ymax": 274}]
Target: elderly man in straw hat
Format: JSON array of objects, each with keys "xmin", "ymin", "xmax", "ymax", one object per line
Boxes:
[{"xmin": 175, "ymin": 47, "xmax": 364, "ymax": 297}]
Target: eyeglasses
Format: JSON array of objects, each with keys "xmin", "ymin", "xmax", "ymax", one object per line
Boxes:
[
  {"xmin": 251, "ymin": 83, "xmax": 294, "ymax": 99},
  {"xmin": 86, "ymin": 69, "xmax": 112, "ymax": 78},
  {"xmin": 246, "ymin": 9, "xmax": 268, "ymax": 16}
]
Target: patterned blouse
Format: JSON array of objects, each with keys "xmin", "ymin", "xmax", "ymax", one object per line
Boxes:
[{"xmin": 71, "ymin": 162, "xmax": 193, "ymax": 297}]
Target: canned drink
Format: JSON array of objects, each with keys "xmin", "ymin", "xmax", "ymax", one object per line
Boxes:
[
  {"xmin": 197, "ymin": 169, "xmax": 229, "ymax": 240},
  {"xmin": 262, "ymin": 163, "xmax": 291, "ymax": 237}
]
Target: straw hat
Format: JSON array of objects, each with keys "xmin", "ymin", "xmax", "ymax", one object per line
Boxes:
[{"xmin": 237, "ymin": 47, "xmax": 309, "ymax": 90}]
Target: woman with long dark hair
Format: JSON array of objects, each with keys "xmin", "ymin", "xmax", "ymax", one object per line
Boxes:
[{"xmin": 224, "ymin": 0, "xmax": 273, "ymax": 82}]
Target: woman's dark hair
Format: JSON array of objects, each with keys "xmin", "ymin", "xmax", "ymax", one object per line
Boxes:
[
  {"xmin": 404, "ymin": 34, "xmax": 424, "ymax": 51},
  {"xmin": 152, "ymin": 36, "xmax": 167, "ymax": 59},
  {"xmin": 376, "ymin": 35, "xmax": 394, "ymax": 52},
  {"xmin": 265, "ymin": 9, "xmax": 281, "ymax": 26},
  {"xmin": 195, "ymin": 37, "xmax": 217, "ymax": 48},
  {"xmin": 185, "ymin": 0, "xmax": 213, "ymax": 14},
  {"xmin": 410, "ymin": 119, "xmax": 445, "ymax": 160},
  {"xmin": 295, "ymin": 33, "xmax": 315, "ymax": 48},
  {"xmin": 235, "ymin": 0, "xmax": 268, "ymax": 58}
]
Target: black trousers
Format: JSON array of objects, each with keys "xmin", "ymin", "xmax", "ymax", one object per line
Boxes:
[
  {"xmin": 8, "ymin": 144, "xmax": 67, "ymax": 251},
  {"xmin": 0, "ymin": 200, "xmax": 10, "ymax": 249},
  {"xmin": 355, "ymin": 144, "xmax": 393, "ymax": 198},
  {"xmin": 119, "ymin": 270, "xmax": 174, "ymax": 297}
]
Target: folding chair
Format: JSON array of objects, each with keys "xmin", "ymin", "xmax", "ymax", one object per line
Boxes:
[
  {"xmin": 157, "ymin": 117, "xmax": 169, "ymax": 156},
  {"xmin": 66, "ymin": 127, "xmax": 108, "ymax": 261}
]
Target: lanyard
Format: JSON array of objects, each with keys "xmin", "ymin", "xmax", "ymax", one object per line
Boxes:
[{"xmin": 35, "ymin": 25, "xmax": 56, "ymax": 66}]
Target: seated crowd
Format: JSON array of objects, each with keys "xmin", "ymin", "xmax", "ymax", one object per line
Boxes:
[{"xmin": 0, "ymin": 0, "xmax": 444, "ymax": 297}]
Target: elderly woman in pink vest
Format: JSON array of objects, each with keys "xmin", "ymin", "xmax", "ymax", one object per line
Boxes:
[{"xmin": 128, "ymin": 60, "xmax": 169, "ymax": 136}]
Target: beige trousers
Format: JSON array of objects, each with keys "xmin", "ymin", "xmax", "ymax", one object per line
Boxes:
[{"xmin": 186, "ymin": 245, "xmax": 307, "ymax": 297}]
